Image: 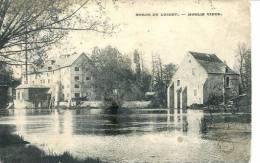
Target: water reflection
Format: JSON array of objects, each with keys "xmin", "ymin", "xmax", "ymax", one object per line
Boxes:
[
  {"xmin": 0, "ymin": 108, "xmax": 251, "ymax": 163},
  {"xmin": 0, "ymin": 108, "xmax": 250, "ymax": 137}
]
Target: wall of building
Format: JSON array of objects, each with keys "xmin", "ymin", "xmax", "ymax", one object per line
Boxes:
[
  {"xmin": 203, "ymin": 74, "xmax": 239, "ymax": 104},
  {"xmin": 70, "ymin": 55, "xmax": 95, "ymax": 100},
  {"xmin": 168, "ymin": 53, "xmax": 208, "ymax": 108},
  {"xmin": 224, "ymin": 74, "xmax": 240, "ymax": 101},
  {"xmin": 19, "ymin": 54, "xmax": 95, "ymax": 104}
]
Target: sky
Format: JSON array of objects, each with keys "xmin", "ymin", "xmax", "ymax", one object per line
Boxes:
[{"xmin": 51, "ymin": 0, "xmax": 250, "ymax": 70}]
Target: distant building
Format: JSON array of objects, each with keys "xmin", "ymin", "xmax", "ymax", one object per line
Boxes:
[
  {"xmin": 10, "ymin": 64, "xmax": 32, "ymax": 80},
  {"xmin": 167, "ymin": 51, "xmax": 239, "ymax": 108},
  {"xmin": 16, "ymin": 53, "xmax": 95, "ymax": 107}
]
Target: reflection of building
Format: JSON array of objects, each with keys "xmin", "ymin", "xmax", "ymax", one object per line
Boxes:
[
  {"xmin": 15, "ymin": 53, "xmax": 95, "ymax": 107},
  {"xmin": 167, "ymin": 52, "xmax": 239, "ymax": 108}
]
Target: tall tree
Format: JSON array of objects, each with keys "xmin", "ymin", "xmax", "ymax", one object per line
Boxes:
[
  {"xmin": 0, "ymin": 0, "xmax": 113, "ymax": 65},
  {"xmin": 132, "ymin": 49, "xmax": 151, "ymax": 100},
  {"xmin": 151, "ymin": 54, "xmax": 177, "ymax": 107},
  {"xmin": 162, "ymin": 63, "xmax": 177, "ymax": 88},
  {"xmin": 90, "ymin": 46, "xmax": 134, "ymax": 101},
  {"xmin": 234, "ymin": 43, "xmax": 251, "ymax": 100},
  {"xmin": 0, "ymin": 61, "xmax": 11, "ymax": 108},
  {"xmin": 133, "ymin": 49, "xmax": 141, "ymax": 77}
]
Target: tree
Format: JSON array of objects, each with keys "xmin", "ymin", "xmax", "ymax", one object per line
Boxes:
[
  {"xmin": 133, "ymin": 49, "xmax": 141, "ymax": 77},
  {"xmin": 90, "ymin": 46, "xmax": 135, "ymax": 102},
  {"xmin": 151, "ymin": 54, "xmax": 177, "ymax": 107},
  {"xmin": 162, "ymin": 63, "xmax": 177, "ymax": 87},
  {"xmin": 0, "ymin": 0, "xmax": 114, "ymax": 66},
  {"xmin": 0, "ymin": 61, "xmax": 11, "ymax": 108},
  {"xmin": 132, "ymin": 49, "xmax": 151, "ymax": 100},
  {"xmin": 234, "ymin": 43, "xmax": 251, "ymax": 100}
]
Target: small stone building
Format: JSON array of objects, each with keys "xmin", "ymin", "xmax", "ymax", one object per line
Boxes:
[{"xmin": 167, "ymin": 51, "xmax": 239, "ymax": 108}]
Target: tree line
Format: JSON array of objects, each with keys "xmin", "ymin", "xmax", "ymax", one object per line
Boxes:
[{"xmin": 90, "ymin": 46, "xmax": 177, "ymax": 107}]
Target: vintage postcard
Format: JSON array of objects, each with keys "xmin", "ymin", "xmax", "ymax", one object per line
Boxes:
[{"xmin": 0, "ymin": 0, "xmax": 251, "ymax": 162}]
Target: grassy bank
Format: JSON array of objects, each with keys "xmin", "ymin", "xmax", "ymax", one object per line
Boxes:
[{"xmin": 0, "ymin": 125, "xmax": 103, "ymax": 163}]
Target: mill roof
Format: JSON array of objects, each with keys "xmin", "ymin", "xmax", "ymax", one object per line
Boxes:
[
  {"xmin": 189, "ymin": 51, "xmax": 238, "ymax": 75},
  {"xmin": 27, "ymin": 52, "xmax": 90, "ymax": 74}
]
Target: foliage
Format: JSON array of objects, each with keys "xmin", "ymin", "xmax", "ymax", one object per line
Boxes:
[
  {"xmin": 151, "ymin": 55, "xmax": 177, "ymax": 107},
  {"xmin": 162, "ymin": 63, "xmax": 177, "ymax": 87},
  {"xmin": 91, "ymin": 46, "xmax": 134, "ymax": 101},
  {"xmin": 0, "ymin": 62, "xmax": 12, "ymax": 108},
  {"xmin": 234, "ymin": 43, "xmax": 251, "ymax": 99},
  {"xmin": 90, "ymin": 47, "xmax": 152, "ymax": 103},
  {"xmin": 0, "ymin": 0, "xmax": 114, "ymax": 66},
  {"xmin": 132, "ymin": 49, "xmax": 151, "ymax": 100}
]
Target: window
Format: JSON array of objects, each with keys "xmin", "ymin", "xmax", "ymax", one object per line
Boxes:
[
  {"xmin": 177, "ymin": 80, "xmax": 180, "ymax": 86},
  {"xmin": 75, "ymin": 93, "xmax": 80, "ymax": 98},
  {"xmin": 86, "ymin": 77, "xmax": 90, "ymax": 80},
  {"xmin": 189, "ymin": 59, "xmax": 191, "ymax": 63},
  {"xmin": 74, "ymin": 76, "xmax": 79, "ymax": 81},
  {"xmin": 48, "ymin": 67, "xmax": 52, "ymax": 70},
  {"xmin": 75, "ymin": 67, "xmax": 79, "ymax": 71},
  {"xmin": 74, "ymin": 84, "xmax": 79, "ymax": 88},
  {"xmin": 226, "ymin": 77, "xmax": 230, "ymax": 87},
  {"xmin": 48, "ymin": 79, "xmax": 50, "ymax": 83},
  {"xmin": 194, "ymin": 89, "xmax": 197, "ymax": 96}
]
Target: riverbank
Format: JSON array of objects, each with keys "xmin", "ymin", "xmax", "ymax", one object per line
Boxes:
[{"xmin": 0, "ymin": 125, "xmax": 103, "ymax": 163}]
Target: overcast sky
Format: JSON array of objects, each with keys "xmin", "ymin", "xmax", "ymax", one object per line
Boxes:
[{"xmin": 52, "ymin": 0, "xmax": 250, "ymax": 70}]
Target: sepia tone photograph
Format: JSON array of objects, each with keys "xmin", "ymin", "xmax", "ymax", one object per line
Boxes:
[{"xmin": 0, "ymin": 0, "xmax": 251, "ymax": 162}]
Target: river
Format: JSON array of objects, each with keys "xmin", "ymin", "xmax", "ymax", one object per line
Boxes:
[{"xmin": 0, "ymin": 108, "xmax": 251, "ymax": 163}]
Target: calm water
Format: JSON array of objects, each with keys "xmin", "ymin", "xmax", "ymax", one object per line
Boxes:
[{"xmin": 0, "ymin": 108, "xmax": 251, "ymax": 163}]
